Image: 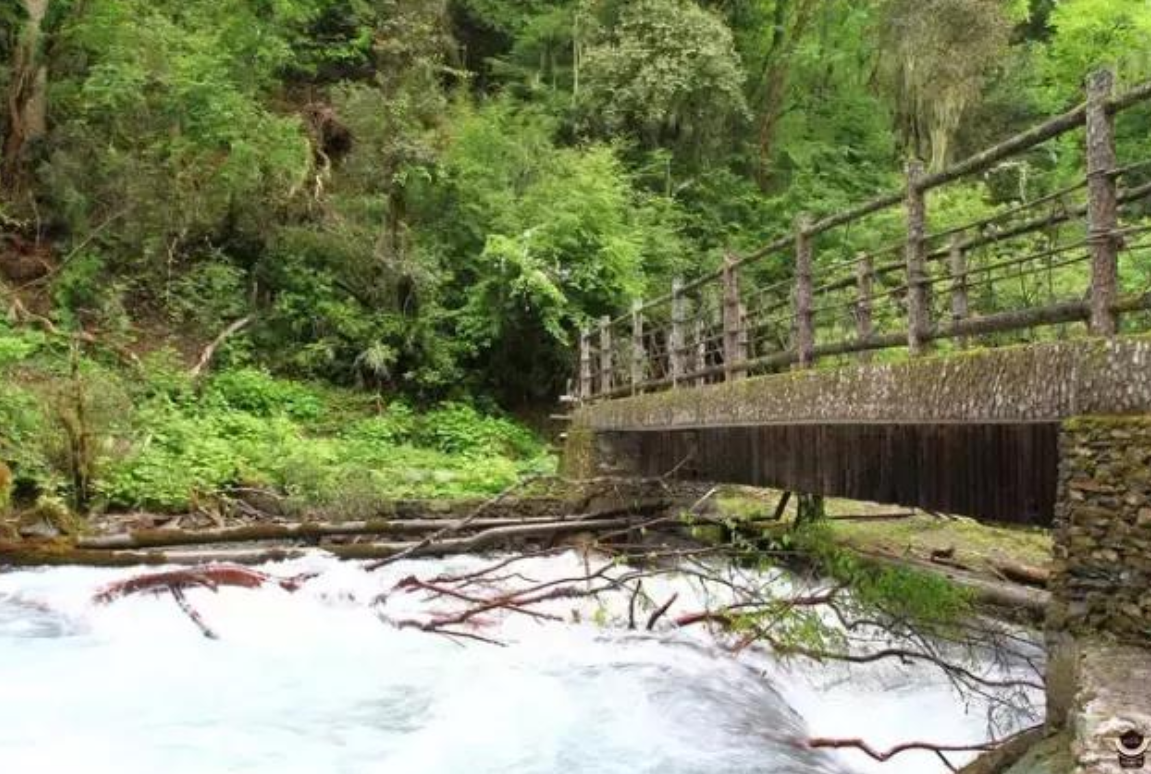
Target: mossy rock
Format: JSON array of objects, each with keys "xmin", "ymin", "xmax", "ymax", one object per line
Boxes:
[
  {"xmin": 16, "ymin": 497, "xmax": 83, "ymax": 539},
  {"xmin": 0, "ymin": 519, "xmax": 18, "ymax": 541}
]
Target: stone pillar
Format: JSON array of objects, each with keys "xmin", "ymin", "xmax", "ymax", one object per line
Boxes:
[
  {"xmin": 1048, "ymin": 415, "xmax": 1151, "ymax": 744},
  {"xmin": 1049, "ymin": 416, "xmax": 1151, "ymax": 643}
]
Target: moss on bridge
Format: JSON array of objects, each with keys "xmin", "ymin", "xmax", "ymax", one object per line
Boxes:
[{"xmin": 573, "ymin": 334, "xmax": 1151, "ymax": 431}]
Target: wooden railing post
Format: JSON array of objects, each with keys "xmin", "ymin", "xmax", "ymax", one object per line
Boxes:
[
  {"xmin": 598, "ymin": 315, "xmax": 613, "ymax": 395},
  {"xmin": 1086, "ymin": 67, "xmax": 1120, "ymax": 336},
  {"xmin": 630, "ymin": 300, "xmax": 644, "ymax": 394},
  {"xmin": 670, "ymin": 278, "xmax": 686, "ymax": 387},
  {"xmin": 693, "ymin": 317, "xmax": 706, "ymax": 386},
  {"xmin": 949, "ymin": 233, "xmax": 970, "ymax": 348},
  {"xmin": 854, "ymin": 252, "xmax": 873, "ymax": 363},
  {"xmin": 795, "ymin": 213, "xmax": 815, "ymax": 369},
  {"xmin": 722, "ymin": 253, "xmax": 747, "ymax": 381},
  {"xmin": 578, "ymin": 328, "xmax": 593, "ymax": 399},
  {"xmin": 905, "ymin": 159, "xmax": 930, "ymax": 355}
]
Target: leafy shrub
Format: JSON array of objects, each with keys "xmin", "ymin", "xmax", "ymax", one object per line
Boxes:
[
  {"xmin": 0, "ymin": 383, "xmax": 55, "ymax": 493},
  {"xmin": 205, "ymin": 368, "xmax": 325, "ymax": 420},
  {"xmin": 136, "ymin": 349, "xmax": 196, "ymax": 404},
  {"xmin": 0, "ymin": 325, "xmax": 47, "ymax": 368},
  {"xmin": 168, "ymin": 260, "xmax": 248, "ymax": 331},
  {"xmin": 341, "ymin": 403, "xmax": 419, "ymax": 447},
  {"xmin": 415, "ymin": 402, "xmax": 541, "ymax": 458}
]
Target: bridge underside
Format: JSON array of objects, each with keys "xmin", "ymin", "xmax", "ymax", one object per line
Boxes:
[{"xmin": 601, "ymin": 422, "xmax": 1058, "ymax": 525}]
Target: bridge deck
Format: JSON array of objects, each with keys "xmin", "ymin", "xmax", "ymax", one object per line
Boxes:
[{"xmin": 567, "ymin": 337, "xmax": 1151, "ymax": 526}]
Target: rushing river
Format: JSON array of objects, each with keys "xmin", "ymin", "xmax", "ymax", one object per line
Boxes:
[{"xmin": 0, "ymin": 552, "xmax": 1041, "ymax": 774}]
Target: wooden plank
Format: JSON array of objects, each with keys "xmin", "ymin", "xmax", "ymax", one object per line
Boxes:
[{"xmin": 613, "ymin": 422, "xmax": 1059, "ymax": 526}]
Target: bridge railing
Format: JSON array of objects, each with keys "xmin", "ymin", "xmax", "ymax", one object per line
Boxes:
[{"xmin": 578, "ymin": 69, "xmax": 1151, "ymax": 402}]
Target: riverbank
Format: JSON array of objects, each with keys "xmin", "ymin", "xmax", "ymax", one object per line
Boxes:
[{"xmin": 0, "ymin": 318, "xmax": 557, "ymax": 529}]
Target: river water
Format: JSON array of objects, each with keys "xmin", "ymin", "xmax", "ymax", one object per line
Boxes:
[{"xmin": 0, "ymin": 551, "xmax": 1041, "ymax": 774}]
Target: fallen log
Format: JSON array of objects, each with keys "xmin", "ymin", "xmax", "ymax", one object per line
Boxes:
[
  {"xmin": 75, "ymin": 506, "xmax": 657, "ymax": 551},
  {"xmin": 828, "ymin": 511, "xmax": 917, "ymax": 522},
  {"xmin": 333, "ymin": 517, "xmax": 637, "ymax": 561},
  {"xmin": 991, "ymin": 558, "xmax": 1050, "ymax": 588},
  {"xmin": 2, "ymin": 516, "xmax": 642, "ymax": 567}
]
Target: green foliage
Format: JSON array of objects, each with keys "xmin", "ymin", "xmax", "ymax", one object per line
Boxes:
[
  {"xmin": 205, "ymin": 368, "xmax": 325, "ymax": 421},
  {"xmin": 415, "ymin": 402, "xmax": 542, "ymax": 458},
  {"xmin": 0, "ymin": 324, "xmax": 47, "ymax": 368},
  {"xmin": 99, "ymin": 382, "xmax": 548, "ymax": 511},
  {"xmin": 0, "ymin": 381, "xmax": 54, "ymax": 491},
  {"xmin": 1041, "ymin": 0, "xmax": 1151, "ymax": 96},
  {"xmin": 0, "ymin": 0, "xmax": 1143, "ymax": 411},
  {"xmin": 101, "ymin": 391, "xmax": 547, "ymax": 512},
  {"xmin": 42, "ymin": 0, "xmax": 313, "ymax": 299},
  {"xmin": 581, "ymin": 0, "xmax": 748, "ymax": 162},
  {"xmin": 0, "ymin": 329, "xmax": 548, "ymax": 512},
  {"xmin": 167, "ymin": 260, "xmax": 248, "ymax": 332},
  {"xmin": 794, "ymin": 523, "xmax": 973, "ymax": 627}
]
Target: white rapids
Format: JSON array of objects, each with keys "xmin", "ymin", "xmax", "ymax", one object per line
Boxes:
[{"xmin": 0, "ymin": 551, "xmax": 1041, "ymax": 774}]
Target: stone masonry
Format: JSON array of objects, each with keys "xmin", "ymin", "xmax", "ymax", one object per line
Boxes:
[{"xmin": 1049, "ymin": 416, "xmax": 1151, "ymax": 642}]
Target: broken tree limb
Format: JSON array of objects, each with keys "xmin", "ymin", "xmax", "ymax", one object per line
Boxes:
[
  {"xmin": 645, "ymin": 592, "xmax": 678, "ymax": 630},
  {"xmin": 0, "ymin": 544, "xmax": 309, "ymax": 568},
  {"xmin": 93, "ymin": 564, "xmax": 308, "ymax": 603},
  {"xmin": 770, "ymin": 491, "xmax": 792, "ymax": 521},
  {"xmin": 170, "ymin": 586, "xmax": 219, "ymax": 640},
  {"xmin": 336, "ymin": 517, "xmax": 637, "ymax": 561},
  {"xmin": 189, "ymin": 316, "xmax": 253, "ymax": 380},
  {"xmin": 805, "ymin": 735, "xmax": 1001, "ymax": 764},
  {"xmin": 805, "ymin": 723, "xmax": 1044, "ymax": 766}
]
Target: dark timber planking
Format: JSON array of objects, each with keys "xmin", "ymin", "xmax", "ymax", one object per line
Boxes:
[{"xmin": 607, "ymin": 422, "xmax": 1059, "ymax": 526}]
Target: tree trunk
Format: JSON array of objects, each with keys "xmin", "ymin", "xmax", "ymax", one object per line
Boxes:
[
  {"xmin": 3, "ymin": 516, "xmax": 639, "ymax": 566},
  {"xmin": 3, "ymin": 0, "xmax": 51, "ymax": 190},
  {"xmin": 75, "ymin": 507, "xmax": 656, "ymax": 550},
  {"xmin": 753, "ymin": 0, "xmax": 817, "ymax": 189}
]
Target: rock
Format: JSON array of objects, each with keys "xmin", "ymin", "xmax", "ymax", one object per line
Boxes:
[
  {"xmin": 18, "ymin": 516, "xmax": 60, "ymax": 539},
  {"xmin": 16, "ymin": 497, "xmax": 80, "ymax": 539}
]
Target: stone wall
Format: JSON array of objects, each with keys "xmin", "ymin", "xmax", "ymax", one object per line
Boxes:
[
  {"xmin": 574, "ymin": 335, "xmax": 1151, "ymax": 431},
  {"xmin": 1048, "ymin": 415, "xmax": 1151, "ymax": 643},
  {"xmin": 1044, "ymin": 638, "xmax": 1151, "ymax": 774}
]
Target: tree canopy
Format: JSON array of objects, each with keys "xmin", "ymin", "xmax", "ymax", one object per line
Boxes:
[{"xmin": 1, "ymin": 0, "xmax": 1149, "ymax": 404}]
